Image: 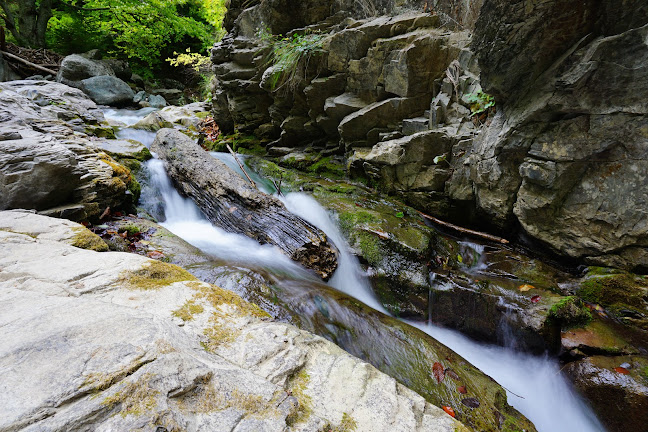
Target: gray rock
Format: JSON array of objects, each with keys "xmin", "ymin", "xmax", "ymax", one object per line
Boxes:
[
  {"xmin": 0, "ymin": 80, "xmax": 135, "ymax": 220},
  {"xmin": 0, "ymin": 213, "xmax": 469, "ymax": 432},
  {"xmin": 469, "ymin": 2, "xmax": 648, "ymax": 269},
  {"xmin": 101, "ymin": 58, "xmax": 132, "ymax": 81},
  {"xmin": 150, "ymin": 88, "xmax": 184, "ymax": 105},
  {"xmin": 57, "ymin": 54, "xmax": 114, "ymax": 87},
  {"xmin": 80, "ymin": 75, "xmax": 135, "ymax": 107}
]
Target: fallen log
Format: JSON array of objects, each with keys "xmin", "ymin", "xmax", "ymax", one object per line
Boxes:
[
  {"xmin": 152, "ymin": 128, "xmax": 338, "ymax": 279},
  {"xmin": 0, "ymin": 50, "xmax": 57, "ymax": 76}
]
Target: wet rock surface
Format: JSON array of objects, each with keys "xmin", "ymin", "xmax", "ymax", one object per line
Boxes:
[
  {"xmin": 564, "ymin": 355, "xmax": 648, "ymax": 432},
  {"xmin": 0, "ymin": 211, "xmax": 471, "ymax": 432},
  {"xmin": 69, "ymin": 210, "xmax": 535, "ymax": 432}
]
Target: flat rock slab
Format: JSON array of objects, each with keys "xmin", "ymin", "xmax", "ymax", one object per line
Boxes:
[{"xmin": 0, "ymin": 211, "xmax": 467, "ymax": 432}]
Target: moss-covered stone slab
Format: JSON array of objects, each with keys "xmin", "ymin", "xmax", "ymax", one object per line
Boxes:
[
  {"xmin": 578, "ymin": 268, "xmax": 648, "ymax": 331},
  {"xmin": 561, "ymin": 319, "xmax": 639, "ymax": 357}
]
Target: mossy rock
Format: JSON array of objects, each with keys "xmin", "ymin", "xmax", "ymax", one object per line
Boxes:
[
  {"xmin": 578, "ymin": 269, "xmax": 648, "ymax": 330},
  {"xmin": 548, "ymin": 296, "xmax": 592, "ymax": 329},
  {"xmin": 119, "ymin": 261, "xmax": 197, "ymax": 290},
  {"xmin": 561, "ymin": 318, "xmax": 639, "ymax": 356},
  {"xmin": 86, "ymin": 125, "xmax": 117, "ymax": 139},
  {"xmin": 204, "ymin": 132, "xmax": 267, "ymax": 156},
  {"xmin": 70, "ymin": 227, "xmax": 109, "ymax": 252}
]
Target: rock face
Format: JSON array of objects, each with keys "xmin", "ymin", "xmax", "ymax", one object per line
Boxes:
[
  {"xmin": 0, "ymin": 53, "xmax": 20, "ymax": 82},
  {"xmin": 0, "ymin": 80, "xmax": 138, "ymax": 221},
  {"xmin": 468, "ymin": 0, "xmax": 648, "ymax": 270},
  {"xmin": 211, "ymin": 0, "xmax": 648, "ymax": 271},
  {"xmin": 0, "ymin": 211, "xmax": 469, "ymax": 432},
  {"xmin": 56, "ymin": 53, "xmax": 115, "ymax": 87}
]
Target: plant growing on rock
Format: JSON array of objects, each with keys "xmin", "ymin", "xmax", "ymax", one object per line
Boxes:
[
  {"xmin": 259, "ymin": 29, "xmax": 328, "ymax": 93},
  {"xmin": 466, "ymin": 91, "xmax": 495, "ymax": 116}
]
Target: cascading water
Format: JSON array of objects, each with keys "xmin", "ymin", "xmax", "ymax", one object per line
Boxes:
[{"xmin": 108, "ymin": 108, "xmax": 606, "ymax": 432}]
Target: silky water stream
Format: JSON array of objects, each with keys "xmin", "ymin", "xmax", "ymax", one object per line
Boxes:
[{"xmin": 105, "ymin": 109, "xmax": 606, "ymax": 432}]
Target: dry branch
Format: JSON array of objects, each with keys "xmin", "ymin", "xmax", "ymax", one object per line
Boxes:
[{"xmin": 1, "ymin": 50, "xmax": 56, "ymax": 75}]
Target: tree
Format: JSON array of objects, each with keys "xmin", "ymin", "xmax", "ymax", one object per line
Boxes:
[
  {"xmin": 0, "ymin": 0, "xmax": 54, "ymax": 48},
  {"xmin": 0, "ymin": 0, "xmax": 226, "ymax": 67}
]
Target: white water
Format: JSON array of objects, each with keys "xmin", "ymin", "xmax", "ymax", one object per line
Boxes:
[{"xmin": 110, "ymin": 108, "xmax": 606, "ymax": 432}]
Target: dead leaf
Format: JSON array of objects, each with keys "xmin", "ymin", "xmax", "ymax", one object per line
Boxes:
[
  {"xmin": 614, "ymin": 367, "xmax": 630, "ymax": 375},
  {"xmin": 147, "ymin": 251, "xmax": 165, "ymax": 259},
  {"xmin": 518, "ymin": 284, "xmax": 535, "ymax": 292},
  {"xmin": 461, "ymin": 397, "xmax": 480, "ymax": 408},
  {"xmin": 442, "ymin": 406, "xmax": 455, "ymax": 418},
  {"xmin": 457, "ymin": 385, "xmax": 467, "ymax": 394},
  {"xmin": 432, "ymin": 362, "xmax": 445, "ymax": 383},
  {"xmin": 445, "ymin": 368, "xmax": 460, "ymax": 380},
  {"xmin": 531, "ymin": 295, "xmax": 541, "ymax": 303}
]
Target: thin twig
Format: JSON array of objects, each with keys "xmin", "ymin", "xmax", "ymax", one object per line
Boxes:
[
  {"xmin": 271, "ymin": 178, "xmax": 284, "ymax": 197},
  {"xmin": 225, "ymin": 143, "xmax": 256, "ymax": 189},
  {"xmin": 1, "ymin": 50, "xmax": 56, "ymax": 75},
  {"xmin": 501, "ymin": 384, "xmax": 525, "ymax": 399},
  {"xmin": 418, "ymin": 209, "xmax": 509, "ymax": 244}
]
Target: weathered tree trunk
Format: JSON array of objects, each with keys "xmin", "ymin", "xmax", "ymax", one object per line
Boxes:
[
  {"xmin": 1, "ymin": 0, "xmax": 52, "ymax": 47},
  {"xmin": 151, "ymin": 128, "xmax": 339, "ymax": 280}
]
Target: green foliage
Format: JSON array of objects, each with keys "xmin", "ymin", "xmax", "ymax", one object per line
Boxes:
[
  {"xmin": 260, "ymin": 29, "xmax": 327, "ymax": 92},
  {"xmin": 43, "ymin": 0, "xmax": 227, "ymax": 71},
  {"xmin": 465, "ymin": 91, "xmax": 495, "ymax": 116}
]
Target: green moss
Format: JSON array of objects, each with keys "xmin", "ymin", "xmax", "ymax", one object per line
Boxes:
[
  {"xmin": 102, "ymin": 373, "xmax": 159, "ymax": 418},
  {"xmin": 585, "ymin": 266, "xmax": 624, "ymax": 276},
  {"xmin": 203, "ymin": 315, "xmax": 239, "ymax": 349},
  {"xmin": 641, "ymin": 366, "xmax": 648, "ymax": 383},
  {"xmin": 69, "ymin": 227, "xmax": 109, "ymax": 252},
  {"xmin": 308, "ymin": 156, "xmax": 345, "ymax": 179},
  {"xmin": 86, "ymin": 125, "xmax": 117, "ymax": 139},
  {"xmin": 286, "ymin": 369, "xmax": 312, "ymax": 426},
  {"xmin": 118, "ymin": 224, "xmax": 141, "ymax": 236},
  {"xmin": 119, "ymin": 158, "xmax": 142, "ymax": 174},
  {"xmin": 579, "ymin": 272, "xmax": 647, "ymax": 312},
  {"xmin": 205, "ymin": 132, "xmax": 267, "ymax": 156},
  {"xmin": 356, "ymin": 231, "xmax": 384, "ymax": 266},
  {"xmin": 338, "ymin": 210, "xmax": 380, "ymax": 228},
  {"xmin": 119, "ymin": 261, "xmax": 196, "ymax": 290},
  {"xmin": 548, "ymin": 296, "xmax": 592, "ymax": 329},
  {"xmin": 132, "ymin": 146, "xmax": 153, "ymax": 161},
  {"xmin": 194, "ymin": 283, "xmax": 270, "ymax": 319},
  {"xmin": 173, "ymin": 300, "xmax": 205, "ymax": 321}
]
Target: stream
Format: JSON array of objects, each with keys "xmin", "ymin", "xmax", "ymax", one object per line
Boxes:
[{"xmin": 106, "ymin": 109, "xmax": 606, "ymax": 432}]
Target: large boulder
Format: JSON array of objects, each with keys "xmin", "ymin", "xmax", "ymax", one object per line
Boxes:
[
  {"xmin": 80, "ymin": 75, "xmax": 136, "ymax": 106},
  {"xmin": 0, "ymin": 212, "xmax": 470, "ymax": 432},
  {"xmin": 0, "ymin": 80, "xmax": 137, "ymax": 221},
  {"xmin": 56, "ymin": 53, "xmax": 115, "ymax": 87}
]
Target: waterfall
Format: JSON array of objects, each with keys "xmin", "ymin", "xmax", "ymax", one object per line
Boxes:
[{"xmin": 107, "ymin": 108, "xmax": 606, "ymax": 432}]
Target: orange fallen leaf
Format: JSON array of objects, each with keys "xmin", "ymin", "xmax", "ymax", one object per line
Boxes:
[
  {"xmin": 433, "ymin": 362, "xmax": 445, "ymax": 383},
  {"xmin": 531, "ymin": 295, "xmax": 541, "ymax": 303},
  {"xmin": 457, "ymin": 385, "xmax": 467, "ymax": 394},
  {"xmin": 147, "ymin": 251, "xmax": 165, "ymax": 259},
  {"xmin": 518, "ymin": 284, "xmax": 535, "ymax": 292},
  {"xmin": 614, "ymin": 367, "xmax": 630, "ymax": 375},
  {"xmin": 442, "ymin": 406, "xmax": 455, "ymax": 418}
]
